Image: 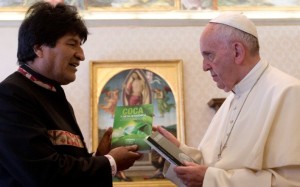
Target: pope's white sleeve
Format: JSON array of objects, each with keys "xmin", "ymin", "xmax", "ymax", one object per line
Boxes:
[
  {"xmin": 203, "ymin": 166, "xmax": 300, "ymax": 187},
  {"xmin": 179, "ymin": 143, "xmax": 203, "ymax": 164}
]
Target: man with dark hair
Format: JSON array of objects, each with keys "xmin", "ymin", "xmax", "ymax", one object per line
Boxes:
[{"xmin": 0, "ymin": 2, "xmax": 141, "ymax": 186}]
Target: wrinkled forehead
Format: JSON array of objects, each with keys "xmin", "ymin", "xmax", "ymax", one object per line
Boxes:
[
  {"xmin": 201, "ymin": 23, "xmax": 218, "ymax": 38},
  {"xmin": 200, "ymin": 24, "xmax": 220, "ymax": 44},
  {"xmin": 200, "ymin": 24, "xmax": 229, "ymax": 51}
]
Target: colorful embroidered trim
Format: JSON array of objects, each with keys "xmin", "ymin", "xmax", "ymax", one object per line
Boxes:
[
  {"xmin": 18, "ymin": 66, "xmax": 56, "ymax": 92},
  {"xmin": 48, "ymin": 130, "xmax": 84, "ymax": 148}
]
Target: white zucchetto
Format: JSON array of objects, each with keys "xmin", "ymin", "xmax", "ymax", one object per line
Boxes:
[{"xmin": 209, "ymin": 12, "xmax": 258, "ymax": 38}]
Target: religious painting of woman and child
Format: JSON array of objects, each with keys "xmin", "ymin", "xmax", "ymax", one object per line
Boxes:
[{"xmin": 90, "ymin": 60, "xmax": 184, "ymax": 186}]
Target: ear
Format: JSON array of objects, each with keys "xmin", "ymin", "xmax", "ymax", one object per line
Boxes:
[
  {"xmin": 233, "ymin": 42, "xmax": 245, "ymax": 65},
  {"xmin": 33, "ymin": 44, "xmax": 43, "ymax": 58}
]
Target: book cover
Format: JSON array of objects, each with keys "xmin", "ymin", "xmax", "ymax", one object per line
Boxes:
[{"xmin": 112, "ymin": 104, "xmax": 153, "ymax": 152}]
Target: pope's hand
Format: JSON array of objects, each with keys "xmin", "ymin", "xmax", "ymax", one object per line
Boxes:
[
  {"xmin": 174, "ymin": 162, "xmax": 207, "ymax": 187},
  {"xmin": 156, "ymin": 126, "xmax": 180, "ymax": 147}
]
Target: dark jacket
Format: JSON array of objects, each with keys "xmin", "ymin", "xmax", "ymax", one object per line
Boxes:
[{"xmin": 0, "ymin": 65, "xmax": 112, "ymax": 187}]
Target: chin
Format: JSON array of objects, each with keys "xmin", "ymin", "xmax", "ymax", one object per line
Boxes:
[
  {"xmin": 217, "ymin": 84, "xmax": 224, "ymax": 90},
  {"xmin": 216, "ymin": 82, "xmax": 231, "ymax": 92},
  {"xmin": 61, "ymin": 78, "xmax": 76, "ymax": 85},
  {"xmin": 216, "ymin": 85, "xmax": 229, "ymax": 92},
  {"xmin": 223, "ymin": 89, "xmax": 231, "ymax": 93}
]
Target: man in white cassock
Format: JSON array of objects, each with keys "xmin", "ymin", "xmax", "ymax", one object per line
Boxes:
[{"xmin": 157, "ymin": 12, "xmax": 300, "ymax": 187}]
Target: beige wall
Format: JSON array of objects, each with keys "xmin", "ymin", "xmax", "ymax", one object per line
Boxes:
[{"xmin": 1, "ymin": 19, "xmax": 300, "ymax": 151}]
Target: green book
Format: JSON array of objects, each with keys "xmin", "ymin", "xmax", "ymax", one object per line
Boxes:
[{"xmin": 112, "ymin": 104, "xmax": 153, "ymax": 153}]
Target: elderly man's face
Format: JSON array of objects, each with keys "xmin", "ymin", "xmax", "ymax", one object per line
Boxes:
[{"xmin": 200, "ymin": 24, "xmax": 238, "ymax": 92}]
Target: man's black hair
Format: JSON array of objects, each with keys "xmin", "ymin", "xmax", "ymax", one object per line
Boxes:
[{"xmin": 17, "ymin": 2, "xmax": 88, "ymax": 65}]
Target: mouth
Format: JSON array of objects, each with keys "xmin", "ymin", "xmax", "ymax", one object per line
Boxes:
[
  {"xmin": 69, "ymin": 63, "xmax": 79, "ymax": 68},
  {"xmin": 69, "ymin": 62, "xmax": 79, "ymax": 68},
  {"xmin": 211, "ymin": 72, "xmax": 216, "ymax": 77},
  {"xmin": 211, "ymin": 73, "xmax": 218, "ymax": 82}
]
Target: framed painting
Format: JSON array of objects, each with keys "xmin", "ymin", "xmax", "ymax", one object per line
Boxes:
[
  {"xmin": 0, "ymin": 0, "xmax": 27, "ymax": 11},
  {"xmin": 218, "ymin": 0, "xmax": 300, "ymax": 10},
  {"xmin": 90, "ymin": 60, "xmax": 184, "ymax": 187},
  {"xmin": 0, "ymin": 0, "xmax": 87, "ymax": 11},
  {"xmin": 0, "ymin": 0, "xmax": 177, "ymax": 11},
  {"xmin": 86, "ymin": 0, "xmax": 180, "ymax": 11}
]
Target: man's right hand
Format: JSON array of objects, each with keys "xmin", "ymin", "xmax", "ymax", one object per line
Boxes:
[{"xmin": 108, "ymin": 145, "xmax": 142, "ymax": 171}]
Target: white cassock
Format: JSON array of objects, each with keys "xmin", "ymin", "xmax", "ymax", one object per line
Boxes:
[{"xmin": 164, "ymin": 60, "xmax": 300, "ymax": 187}]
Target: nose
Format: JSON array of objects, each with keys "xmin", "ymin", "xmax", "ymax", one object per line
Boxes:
[
  {"xmin": 203, "ymin": 60, "xmax": 211, "ymax": 72},
  {"xmin": 75, "ymin": 47, "xmax": 85, "ymax": 61}
]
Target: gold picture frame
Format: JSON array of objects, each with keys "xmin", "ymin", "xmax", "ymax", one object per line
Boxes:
[
  {"xmin": 0, "ymin": 0, "xmax": 179, "ymax": 12},
  {"xmin": 90, "ymin": 60, "xmax": 184, "ymax": 187},
  {"xmin": 86, "ymin": 0, "xmax": 180, "ymax": 12},
  {"xmin": 0, "ymin": 0, "xmax": 87, "ymax": 12},
  {"xmin": 218, "ymin": 0, "xmax": 300, "ymax": 11}
]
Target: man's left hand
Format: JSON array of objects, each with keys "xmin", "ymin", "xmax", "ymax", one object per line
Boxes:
[{"xmin": 95, "ymin": 127, "xmax": 112, "ymax": 156}]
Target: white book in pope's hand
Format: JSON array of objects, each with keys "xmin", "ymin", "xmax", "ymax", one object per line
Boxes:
[{"xmin": 144, "ymin": 131, "xmax": 195, "ymax": 166}]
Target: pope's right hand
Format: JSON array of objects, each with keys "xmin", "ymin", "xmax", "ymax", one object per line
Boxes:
[{"xmin": 156, "ymin": 126, "xmax": 180, "ymax": 147}]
